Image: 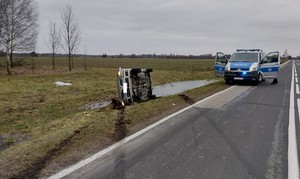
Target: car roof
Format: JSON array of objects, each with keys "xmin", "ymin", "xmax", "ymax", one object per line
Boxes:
[{"xmin": 235, "ymin": 49, "xmax": 263, "ymax": 53}]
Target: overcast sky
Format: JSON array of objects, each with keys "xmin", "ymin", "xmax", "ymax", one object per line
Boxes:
[{"xmin": 36, "ymin": 0, "xmax": 300, "ymax": 56}]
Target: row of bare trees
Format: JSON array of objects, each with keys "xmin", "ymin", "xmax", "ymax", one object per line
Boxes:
[
  {"xmin": 0, "ymin": 0, "xmax": 81, "ymax": 75},
  {"xmin": 48, "ymin": 4, "xmax": 81, "ymax": 71}
]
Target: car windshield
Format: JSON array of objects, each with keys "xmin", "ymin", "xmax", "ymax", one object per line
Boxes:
[{"xmin": 229, "ymin": 53, "xmax": 258, "ymax": 62}]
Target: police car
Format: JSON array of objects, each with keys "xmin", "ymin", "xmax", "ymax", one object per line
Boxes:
[{"xmin": 214, "ymin": 49, "xmax": 280, "ymax": 85}]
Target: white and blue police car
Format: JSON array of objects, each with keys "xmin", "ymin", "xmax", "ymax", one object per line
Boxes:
[{"xmin": 214, "ymin": 49, "xmax": 280, "ymax": 85}]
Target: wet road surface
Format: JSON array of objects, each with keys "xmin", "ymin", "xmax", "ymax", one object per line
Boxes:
[{"xmin": 50, "ymin": 60, "xmax": 299, "ymax": 179}]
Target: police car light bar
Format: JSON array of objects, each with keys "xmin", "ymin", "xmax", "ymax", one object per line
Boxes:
[{"xmin": 236, "ymin": 49, "xmax": 262, "ymax": 52}]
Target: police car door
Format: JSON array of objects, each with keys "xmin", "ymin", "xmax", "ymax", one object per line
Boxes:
[
  {"xmin": 260, "ymin": 52, "xmax": 280, "ymax": 79},
  {"xmin": 215, "ymin": 52, "xmax": 228, "ymax": 77}
]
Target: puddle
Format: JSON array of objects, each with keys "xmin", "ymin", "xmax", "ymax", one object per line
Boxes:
[
  {"xmin": 153, "ymin": 80, "xmax": 215, "ymax": 97},
  {"xmin": 80, "ymin": 100, "xmax": 112, "ymax": 110},
  {"xmin": 81, "ymin": 80, "xmax": 214, "ymax": 110}
]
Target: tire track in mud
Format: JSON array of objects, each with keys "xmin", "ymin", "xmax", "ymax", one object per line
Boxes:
[
  {"xmin": 112, "ymin": 98, "xmax": 130, "ymax": 141},
  {"xmin": 11, "ymin": 98, "xmax": 128, "ymax": 179},
  {"xmin": 12, "ymin": 94, "xmax": 201, "ymax": 178},
  {"xmin": 10, "ymin": 128, "xmax": 87, "ymax": 179}
]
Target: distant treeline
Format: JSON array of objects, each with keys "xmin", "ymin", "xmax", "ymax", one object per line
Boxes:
[
  {"xmin": 0, "ymin": 51, "xmax": 297, "ymax": 59},
  {"xmin": 116, "ymin": 53, "xmax": 215, "ymax": 59},
  {"xmin": 0, "ymin": 51, "xmax": 215, "ymax": 59}
]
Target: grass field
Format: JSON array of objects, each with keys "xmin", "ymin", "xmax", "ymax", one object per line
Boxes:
[{"xmin": 0, "ymin": 56, "xmax": 227, "ymax": 178}]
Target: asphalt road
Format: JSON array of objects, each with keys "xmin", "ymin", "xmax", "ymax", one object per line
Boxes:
[{"xmin": 50, "ymin": 60, "xmax": 299, "ymax": 179}]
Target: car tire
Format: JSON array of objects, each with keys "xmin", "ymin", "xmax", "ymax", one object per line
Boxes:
[{"xmin": 254, "ymin": 73, "xmax": 261, "ymax": 86}]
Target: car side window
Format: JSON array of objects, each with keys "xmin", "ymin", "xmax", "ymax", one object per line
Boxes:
[
  {"xmin": 216, "ymin": 53, "xmax": 227, "ymax": 64},
  {"xmin": 262, "ymin": 52, "xmax": 279, "ymax": 63},
  {"xmin": 267, "ymin": 55, "xmax": 278, "ymax": 63}
]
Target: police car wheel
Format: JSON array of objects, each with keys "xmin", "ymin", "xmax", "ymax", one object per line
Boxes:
[
  {"xmin": 253, "ymin": 74, "xmax": 261, "ymax": 86},
  {"xmin": 258, "ymin": 73, "xmax": 262, "ymax": 82}
]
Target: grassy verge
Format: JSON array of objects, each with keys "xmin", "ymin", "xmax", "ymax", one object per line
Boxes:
[{"xmin": 0, "ymin": 57, "xmax": 227, "ymax": 178}]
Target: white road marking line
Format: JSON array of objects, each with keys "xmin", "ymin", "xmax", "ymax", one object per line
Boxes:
[
  {"xmin": 296, "ymin": 68, "xmax": 299, "ymax": 84},
  {"xmin": 288, "ymin": 61, "xmax": 299, "ymax": 179},
  {"xmin": 296, "ymin": 84, "xmax": 300, "ymax": 94},
  {"xmin": 48, "ymin": 85, "xmax": 237, "ymax": 179},
  {"xmin": 298, "ymin": 99, "xmax": 300, "ymax": 124},
  {"xmin": 295, "ymin": 68, "xmax": 299, "ymax": 94}
]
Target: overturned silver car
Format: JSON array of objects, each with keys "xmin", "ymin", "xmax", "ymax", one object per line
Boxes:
[{"xmin": 117, "ymin": 68, "xmax": 156, "ymax": 105}]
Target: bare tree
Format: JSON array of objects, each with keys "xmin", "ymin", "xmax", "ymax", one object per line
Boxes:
[
  {"xmin": 61, "ymin": 4, "xmax": 81, "ymax": 71},
  {"xmin": 48, "ymin": 21, "xmax": 60, "ymax": 69},
  {"xmin": 0, "ymin": 0, "xmax": 38, "ymax": 75}
]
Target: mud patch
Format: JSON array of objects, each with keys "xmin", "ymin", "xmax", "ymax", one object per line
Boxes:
[
  {"xmin": 114, "ymin": 109, "xmax": 127, "ymax": 141},
  {"xmin": 178, "ymin": 94, "xmax": 195, "ymax": 105},
  {"xmin": 112, "ymin": 99, "xmax": 130, "ymax": 141},
  {"xmin": 111, "ymin": 98, "xmax": 124, "ymax": 110},
  {"xmin": 80, "ymin": 100, "xmax": 112, "ymax": 110}
]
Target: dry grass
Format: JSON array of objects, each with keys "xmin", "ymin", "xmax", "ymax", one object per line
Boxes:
[{"xmin": 0, "ymin": 56, "xmax": 226, "ymax": 178}]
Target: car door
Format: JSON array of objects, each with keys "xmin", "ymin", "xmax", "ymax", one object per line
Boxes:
[
  {"xmin": 260, "ymin": 52, "xmax": 280, "ymax": 79},
  {"xmin": 214, "ymin": 52, "xmax": 228, "ymax": 77}
]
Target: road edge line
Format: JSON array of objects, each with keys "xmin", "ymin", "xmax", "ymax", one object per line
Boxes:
[{"xmin": 288, "ymin": 61, "xmax": 299, "ymax": 179}]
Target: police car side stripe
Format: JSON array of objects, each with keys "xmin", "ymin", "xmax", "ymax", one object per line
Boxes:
[
  {"xmin": 214, "ymin": 65, "xmax": 225, "ymax": 71},
  {"xmin": 260, "ymin": 67, "xmax": 280, "ymax": 72}
]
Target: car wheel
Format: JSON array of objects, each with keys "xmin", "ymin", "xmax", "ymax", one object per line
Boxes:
[
  {"xmin": 254, "ymin": 73, "xmax": 261, "ymax": 86},
  {"xmin": 258, "ymin": 73, "xmax": 262, "ymax": 82}
]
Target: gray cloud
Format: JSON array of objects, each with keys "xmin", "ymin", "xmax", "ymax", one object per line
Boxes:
[{"xmin": 36, "ymin": 0, "xmax": 300, "ymax": 56}]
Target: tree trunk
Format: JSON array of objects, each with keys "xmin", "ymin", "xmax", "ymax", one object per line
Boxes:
[
  {"xmin": 72, "ymin": 56, "xmax": 74, "ymax": 69},
  {"xmin": 6, "ymin": 50, "xmax": 12, "ymax": 75},
  {"xmin": 68, "ymin": 52, "xmax": 71, "ymax": 71},
  {"xmin": 10, "ymin": 50, "xmax": 13, "ymax": 68},
  {"xmin": 52, "ymin": 52, "xmax": 55, "ymax": 70}
]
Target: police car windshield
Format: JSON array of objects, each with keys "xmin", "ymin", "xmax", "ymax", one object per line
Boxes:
[{"xmin": 229, "ymin": 53, "xmax": 258, "ymax": 62}]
